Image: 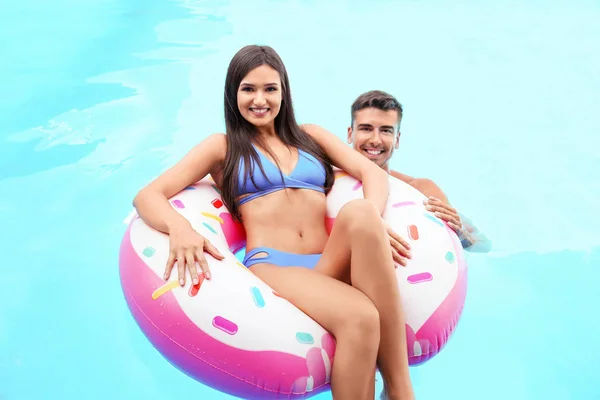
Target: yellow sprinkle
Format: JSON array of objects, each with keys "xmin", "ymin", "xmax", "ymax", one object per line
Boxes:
[
  {"xmin": 334, "ymin": 171, "xmax": 349, "ymax": 180},
  {"xmin": 236, "ymin": 262, "xmax": 247, "ymax": 270},
  {"xmin": 152, "ymin": 280, "xmax": 180, "ymax": 300},
  {"xmin": 201, "ymin": 212, "xmax": 224, "ymax": 224}
]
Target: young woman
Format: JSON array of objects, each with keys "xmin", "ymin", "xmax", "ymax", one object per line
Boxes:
[{"xmin": 133, "ymin": 45, "xmax": 415, "ymax": 400}]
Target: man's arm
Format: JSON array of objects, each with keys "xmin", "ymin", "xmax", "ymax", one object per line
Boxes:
[{"xmin": 390, "ymin": 171, "xmax": 492, "ymax": 253}]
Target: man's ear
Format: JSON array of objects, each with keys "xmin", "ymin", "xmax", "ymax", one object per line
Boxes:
[
  {"xmin": 395, "ymin": 131, "xmax": 401, "ymax": 149},
  {"xmin": 347, "ymin": 126, "xmax": 353, "ymax": 144}
]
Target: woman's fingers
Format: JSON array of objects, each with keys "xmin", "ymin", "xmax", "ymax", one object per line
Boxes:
[
  {"xmin": 164, "ymin": 251, "xmax": 176, "ymax": 280},
  {"xmin": 392, "ymin": 249, "xmax": 407, "ymax": 266},
  {"xmin": 195, "ymin": 248, "xmax": 212, "ymax": 280},
  {"xmin": 176, "ymin": 249, "xmax": 186, "ymax": 285},
  {"xmin": 204, "ymin": 239, "xmax": 225, "ymax": 261},
  {"xmin": 186, "ymin": 249, "xmax": 199, "ymax": 285}
]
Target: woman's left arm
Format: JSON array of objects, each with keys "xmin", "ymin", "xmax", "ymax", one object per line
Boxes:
[{"xmin": 302, "ymin": 124, "xmax": 389, "ymax": 215}]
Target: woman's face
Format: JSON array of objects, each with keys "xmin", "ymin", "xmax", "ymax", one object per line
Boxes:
[{"xmin": 237, "ymin": 64, "xmax": 282, "ymax": 128}]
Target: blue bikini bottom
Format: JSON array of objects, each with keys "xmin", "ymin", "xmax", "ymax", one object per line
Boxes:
[{"xmin": 242, "ymin": 246, "xmax": 322, "ymax": 269}]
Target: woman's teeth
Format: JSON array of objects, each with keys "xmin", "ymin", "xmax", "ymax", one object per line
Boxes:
[{"xmin": 250, "ymin": 108, "xmax": 268, "ymax": 115}]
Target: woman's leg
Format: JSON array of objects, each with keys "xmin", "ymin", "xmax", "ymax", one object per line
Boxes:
[
  {"xmin": 249, "ymin": 263, "xmax": 381, "ymax": 400},
  {"xmin": 315, "ymin": 199, "xmax": 414, "ymax": 400}
]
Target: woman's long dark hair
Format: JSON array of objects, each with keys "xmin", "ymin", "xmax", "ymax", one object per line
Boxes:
[{"xmin": 221, "ymin": 45, "xmax": 335, "ymax": 222}]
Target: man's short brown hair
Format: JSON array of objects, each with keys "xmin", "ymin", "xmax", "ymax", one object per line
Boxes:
[{"xmin": 351, "ymin": 90, "xmax": 403, "ymax": 128}]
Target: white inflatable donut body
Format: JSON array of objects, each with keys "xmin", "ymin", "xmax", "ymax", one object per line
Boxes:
[{"xmin": 119, "ymin": 172, "xmax": 467, "ymax": 399}]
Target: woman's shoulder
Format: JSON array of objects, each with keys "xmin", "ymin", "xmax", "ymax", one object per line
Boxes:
[
  {"xmin": 181, "ymin": 133, "xmax": 228, "ymax": 171},
  {"xmin": 205, "ymin": 132, "xmax": 228, "ymax": 144},
  {"xmin": 201, "ymin": 132, "xmax": 228, "ymax": 155}
]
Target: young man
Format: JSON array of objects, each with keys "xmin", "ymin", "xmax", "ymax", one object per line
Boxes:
[{"xmin": 347, "ymin": 90, "xmax": 491, "ymax": 252}]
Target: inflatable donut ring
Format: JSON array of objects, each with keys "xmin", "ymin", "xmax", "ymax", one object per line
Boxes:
[{"xmin": 119, "ymin": 171, "xmax": 468, "ymax": 399}]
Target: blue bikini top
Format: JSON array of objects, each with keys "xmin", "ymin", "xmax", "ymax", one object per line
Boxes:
[{"xmin": 237, "ymin": 144, "xmax": 326, "ymax": 205}]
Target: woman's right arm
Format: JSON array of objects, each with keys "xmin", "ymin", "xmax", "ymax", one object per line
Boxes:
[
  {"xmin": 133, "ymin": 133, "xmax": 227, "ymax": 234},
  {"xmin": 133, "ymin": 133, "xmax": 227, "ymax": 285}
]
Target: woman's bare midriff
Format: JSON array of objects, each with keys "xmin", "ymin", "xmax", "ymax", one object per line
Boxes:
[{"xmin": 239, "ymin": 188, "xmax": 330, "ymax": 254}]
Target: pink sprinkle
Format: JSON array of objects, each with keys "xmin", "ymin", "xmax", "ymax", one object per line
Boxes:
[
  {"xmin": 407, "ymin": 272, "xmax": 433, "ymax": 284},
  {"xmin": 392, "ymin": 201, "xmax": 416, "ymax": 208},
  {"xmin": 212, "ymin": 316, "xmax": 238, "ymax": 335},
  {"xmin": 172, "ymin": 200, "xmax": 185, "ymax": 209},
  {"xmin": 352, "ymin": 181, "xmax": 363, "ymax": 191}
]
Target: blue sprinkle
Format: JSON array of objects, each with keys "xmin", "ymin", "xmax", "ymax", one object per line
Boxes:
[
  {"xmin": 184, "ymin": 186, "xmax": 196, "ymax": 190},
  {"xmin": 211, "ymin": 185, "xmax": 221, "ymax": 194},
  {"xmin": 296, "ymin": 332, "xmax": 314, "ymax": 345},
  {"xmin": 202, "ymin": 222, "xmax": 217, "ymax": 234},
  {"xmin": 445, "ymin": 251, "xmax": 455, "ymax": 263},
  {"xmin": 250, "ymin": 286, "xmax": 265, "ymax": 308},
  {"xmin": 424, "ymin": 213, "xmax": 445, "ymax": 227}
]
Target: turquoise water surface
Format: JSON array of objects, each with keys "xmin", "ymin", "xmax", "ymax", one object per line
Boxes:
[{"xmin": 1, "ymin": 0, "xmax": 599, "ymax": 399}]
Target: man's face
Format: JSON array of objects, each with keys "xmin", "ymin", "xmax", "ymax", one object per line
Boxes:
[{"xmin": 347, "ymin": 107, "xmax": 400, "ymax": 169}]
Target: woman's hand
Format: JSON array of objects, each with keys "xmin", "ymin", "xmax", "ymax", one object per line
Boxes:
[
  {"xmin": 164, "ymin": 224, "xmax": 225, "ymax": 286},
  {"xmin": 385, "ymin": 223, "xmax": 412, "ymax": 267}
]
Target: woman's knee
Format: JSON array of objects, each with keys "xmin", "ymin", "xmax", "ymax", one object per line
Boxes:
[
  {"xmin": 336, "ymin": 300, "xmax": 381, "ymax": 345},
  {"xmin": 337, "ymin": 199, "xmax": 385, "ymax": 238}
]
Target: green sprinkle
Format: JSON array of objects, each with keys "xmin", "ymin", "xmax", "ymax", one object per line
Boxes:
[
  {"xmin": 296, "ymin": 332, "xmax": 314, "ymax": 345},
  {"xmin": 142, "ymin": 247, "xmax": 156, "ymax": 257}
]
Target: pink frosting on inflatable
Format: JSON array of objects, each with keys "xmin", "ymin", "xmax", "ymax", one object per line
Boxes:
[
  {"xmin": 218, "ymin": 211, "xmax": 246, "ymax": 253},
  {"xmin": 325, "ymin": 216, "xmax": 467, "ymax": 366},
  {"xmin": 119, "ymin": 223, "xmax": 332, "ymax": 399},
  {"xmin": 404, "ymin": 225, "xmax": 467, "ymax": 365}
]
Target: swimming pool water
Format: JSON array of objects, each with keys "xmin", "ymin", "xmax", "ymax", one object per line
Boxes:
[{"xmin": 1, "ymin": 0, "xmax": 599, "ymax": 399}]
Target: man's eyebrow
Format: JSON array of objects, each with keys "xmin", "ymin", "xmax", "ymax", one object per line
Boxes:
[{"xmin": 357, "ymin": 123, "xmax": 395, "ymax": 130}]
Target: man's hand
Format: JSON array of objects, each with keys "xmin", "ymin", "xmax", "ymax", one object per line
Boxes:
[{"xmin": 424, "ymin": 196, "xmax": 463, "ymax": 234}]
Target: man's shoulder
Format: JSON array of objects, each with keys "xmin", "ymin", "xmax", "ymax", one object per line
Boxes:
[
  {"xmin": 409, "ymin": 177, "xmax": 441, "ymax": 191},
  {"xmin": 389, "ymin": 169, "xmax": 432, "ymax": 187},
  {"xmin": 390, "ymin": 170, "xmax": 447, "ymax": 201},
  {"xmin": 389, "ymin": 170, "xmax": 415, "ymax": 183}
]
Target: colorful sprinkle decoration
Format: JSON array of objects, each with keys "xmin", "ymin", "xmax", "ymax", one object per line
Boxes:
[
  {"xmin": 424, "ymin": 213, "xmax": 444, "ymax": 227},
  {"xmin": 212, "ymin": 316, "xmax": 238, "ymax": 335},
  {"xmin": 392, "ymin": 201, "xmax": 416, "ymax": 208},
  {"xmin": 142, "ymin": 247, "xmax": 156, "ymax": 257},
  {"xmin": 250, "ymin": 286, "xmax": 265, "ymax": 308},
  {"xmin": 172, "ymin": 200, "xmax": 185, "ymax": 209},
  {"xmin": 202, "ymin": 222, "xmax": 217, "ymax": 234},
  {"xmin": 201, "ymin": 212, "xmax": 224, "ymax": 224},
  {"xmin": 296, "ymin": 332, "xmax": 315, "ymax": 345},
  {"xmin": 407, "ymin": 272, "xmax": 433, "ymax": 284},
  {"xmin": 189, "ymin": 275, "xmax": 205, "ymax": 297},
  {"xmin": 407, "ymin": 225, "xmax": 419, "ymax": 240}
]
